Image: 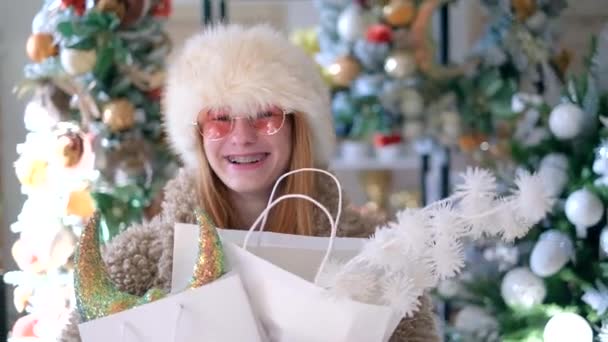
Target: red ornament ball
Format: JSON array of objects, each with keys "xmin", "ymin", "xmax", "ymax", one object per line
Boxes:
[{"xmin": 366, "ymin": 24, "xmax": 393, "ymax": 43}]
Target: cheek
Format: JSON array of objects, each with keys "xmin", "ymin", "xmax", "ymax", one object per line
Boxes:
[{"xmin": 202, "ymin": 140, "xmax": 221, "ymax": 168}]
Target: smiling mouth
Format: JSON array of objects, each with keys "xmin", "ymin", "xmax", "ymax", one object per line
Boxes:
[{"xmin": 225, "ymin": 153, "xmax": 269, "ymax": 165}]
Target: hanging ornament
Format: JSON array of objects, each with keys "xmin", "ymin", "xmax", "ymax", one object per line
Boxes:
[
  {"xmin": 529, "ymin": 230, "xmax": 574, "ymax": 277},
  {"xmin": 500, "ymin": 267, "xmax": 546, "ymax": 309},
  {"xmin": 60, "ymin": 48, "xmax": 96, "ymax": 76},
  {"xmin": 337, "ymin": 4, "xmax": 374, "ymax": 43},
  {"xmin": 565, "ymin": 188, "xmax": 604, "ymax": 238},
  {"xmin": 594, "ymin": 139, "xmax": 608, "ymax": 187},
  {"xmin": 102, "ymin": 99, "xmax": 136, "ymax": 132},
  {"xmin": 327, "ymin": 56, "xmax": 361, "ymax": 88},
  {"xmin": 543, "ymin": 312, "xmax": 593, "ymax": 342},
  {"xmin": 399, "ymin": 88, "xmax": 424, "ymax": 118},
  {"xmin": 54, "ymin": 130, "xmax": 84, "ymax": 168},
  {"xmin": 539, "ymin": 153, "xmax": 569, "ymax": 197},
  {"xmin": 511, "ymin": 0, "xmax": 537, "ymax": 22},
  {"xmin": 383, "ymin": 0, "xmax": 416, "ymax": 27},
  {"xmin": 366, "ymin": 24, "xmax": 393, "ymax": 44},
  {"xmin": 26, "ymin": 33, "xmax": 58, "ymax": 63},
  {"xmin": 384, "ymin": 51, "xmax": 417, "ymax": 78},
  {"xmin": 548, "ymin": 103, "xmax": 585, "ymax": 140},
  {"xmin": 61, "ymin": 0, "xmax": 86, "ymax": 15}
]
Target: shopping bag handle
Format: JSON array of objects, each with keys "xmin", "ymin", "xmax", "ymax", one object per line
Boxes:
[
  {"xmin": 244, "ymin": 193, "xmax": 337, "ymax": 284},
  {"xmin": 257, "ymin": 168, "xmax": 343, "ymax": 238}
]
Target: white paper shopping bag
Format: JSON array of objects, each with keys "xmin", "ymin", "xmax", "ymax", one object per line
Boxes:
[
  {"xmin": 172, "ymin": 224, "xmax": 365, "ymax": 289},
  {"xmin": 78, "ymin": 272, "xmax": 262, "ymax": 342},
  {"xmin": 173, "ymin": 224, "xmax": 401, "ymax": 342}
]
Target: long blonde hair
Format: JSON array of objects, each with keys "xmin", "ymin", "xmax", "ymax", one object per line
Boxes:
[{"xmin": 195, "ymin": 113, "xmax": 317, "ymax": 235}]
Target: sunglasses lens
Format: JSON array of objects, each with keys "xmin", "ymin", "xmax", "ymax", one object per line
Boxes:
[
  {"xmin": 252, "ymin": 107, "xmax": 285, "ymax": 135},
  {"xmin": 200, "ymin": 109, "xmax": 232, "ymax": 140}
]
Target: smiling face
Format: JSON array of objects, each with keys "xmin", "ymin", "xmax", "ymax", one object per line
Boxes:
[{"xmin": 200, "ymin": 107, "xmax": 293, "ymax": 198}]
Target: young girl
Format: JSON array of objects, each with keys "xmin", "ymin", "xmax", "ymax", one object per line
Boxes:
[{"xmin": 60, "ymin": 24, "xmax": 439, "ymax": 341}]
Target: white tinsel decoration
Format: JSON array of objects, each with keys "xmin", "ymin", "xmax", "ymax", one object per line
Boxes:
[{"xmin": 320, "ymin": 167, "xmax": 554, "ymax": 320}]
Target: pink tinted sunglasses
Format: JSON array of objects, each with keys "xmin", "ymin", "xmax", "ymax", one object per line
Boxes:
[{"xmin": 193, "ymin": 106, "xmax": 293, "ymax": 141}]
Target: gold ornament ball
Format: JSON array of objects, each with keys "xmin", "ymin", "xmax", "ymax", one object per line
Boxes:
[
  {"xmin": 385, "ymin": 51, "xmax": 417, "ymax": 78},
  {"xmin": 55, "ymin": 132, "xmax": 84, "ymax": 168},
  {"xmin": 102, "ymin": 99, "xmax": 136, "ymax": 132},
  {"xmin": 328, "ymin": 56, "xmax": 361, "ymax": 88},
  {"xmin": 383, "ymin": 0, "xmax": 416, "ymax": 27},
  {"xmin": 26, "ymin": 33, "xmax": 58, "ymax": 63}
]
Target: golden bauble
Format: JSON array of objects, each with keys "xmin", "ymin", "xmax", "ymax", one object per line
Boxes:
[
  {"xmin": 512, "ymin": 0, "xmax": 536, "ymax": 21},
  {"xmin": 96, "ymin": 0, "xmax": 127, "ymax": 21},
  {"xmin": 102, "ymin": 99, "xmax": 136, "ymax": 132},
  {"xmin": 327, "ymin": 56, "xmax": 361, "ymax": 88},
  {"xmin": 384, "ymin": 51, "xmax": 417, "ymax": 78},
  {"xmin": 55, "ymin": 132, "xmax": 84, "ymax": 168},
  {"xmin": 26, "ymin": 33, "xmax": 58, "ymax": 63},
  {"xmin": 383, "ymin": 0, "xmax": 416, "ymax": 27}
]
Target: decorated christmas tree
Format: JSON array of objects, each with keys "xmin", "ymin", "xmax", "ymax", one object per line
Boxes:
[
  {"xmin": 4, "ymin": 0, "xmax": 174, "ymax": 340},
  {"xmin": 309, "ymin": 0, "xmax": 462, "ymax": 159},
  {"xmin": 440, "ymin": 25, "xmax": 608, "ymax": 342},
  {"xmin": 450, "ymin": 0, "xmax": 569, "ymax": 163}
]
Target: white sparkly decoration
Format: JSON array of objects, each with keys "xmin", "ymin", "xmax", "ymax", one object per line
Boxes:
[
  {"xmin": 543, "ymin": 312, "xmax": 593, "ymax": 342},
  {"xmin": 548, "ymin": 103, "xmax": 585, "ymax": 140},
  {"xmin": 337, "ymin": 4, "xmax": 373, "ymax": 43},
  {"xmin": 582, "ymin": 281, "xmax": 608, "ymax": 316},
  {"xmin": 60, "ymin": 49, "xmax": 97, "ymax": 76},
  {"xmin": 565, "ymin": 188, "xmax": 604, "ymax": 238},
  {"xmin": 500, "ymin": 267, "xmax": 546, "ymax": 309},
  {"xmin": 539, "ymin": 153, "xmax": 569, "ymax": 197},
  {"xmin": 323, "ymin": 167, "xmax": 552, "ymax": 318},
  {"xmin": 529, "ymin": 230, "xmax": 574, "ymax": 277}
]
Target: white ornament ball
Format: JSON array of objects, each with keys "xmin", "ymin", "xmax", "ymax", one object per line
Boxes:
[
  {"xmin": 540, "ymin": 153, "xmax": 569, "ymax": 171},
  {"xmin": 529, "ymin": 230, "xmax": 573, "ymax": 277},
  {"xmin": 564, "ymin": 189, "xmax": 604, "ymax": 236},
  {"xmin": 539, "ymin": 153, "xmax": 569, "ymax": 197},
  {"xmin": 399, "ymin": 89, "xmax": 424, "ymax": 118},
  {"xmin": 548, "ymin": 103, "xmax": 585, "ymax": 140},
  {"xmin": 543, "ymin": 312, "xmax": 593, "ymax": 342},
  {"xmin": 454, "ymin": 306, "xmax": 498, "ymax": 334},
  {"xmin": 60, "ymin": 49, "xmax": 97, "ymax": 76},
  {"xmin": 337, "ymin": 5, "xmax": 373, "ymax": 43},
  {"xmin": 501, "ymin": 267, "xmax": 546, "ymax": 309}
]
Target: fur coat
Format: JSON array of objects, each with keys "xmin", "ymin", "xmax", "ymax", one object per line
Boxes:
[{"xmin": 59, "ymin": 169, "xmax": 440, "ymax": 341}]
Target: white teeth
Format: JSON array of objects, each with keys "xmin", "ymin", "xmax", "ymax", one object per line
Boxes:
[{"xmin": 227, "ymin": 154, "xmax": 267, "ymax": 164}]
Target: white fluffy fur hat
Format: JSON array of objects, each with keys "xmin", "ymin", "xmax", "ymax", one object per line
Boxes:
[{"xmin": 163, "ymin": 24, "xmax": 335, "ymax": 170}]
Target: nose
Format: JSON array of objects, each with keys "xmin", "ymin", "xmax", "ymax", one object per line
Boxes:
[{"xmin": 229, "ymin": 117, "xmax": 257, "ymax": 145}]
